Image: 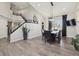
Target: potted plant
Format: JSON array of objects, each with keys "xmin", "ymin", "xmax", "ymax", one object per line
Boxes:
[
  {"xmin": 72, "ymin": 34, "xmax": 79, "ymax": 51},
  {"xmin": 22, "ymin": 26, "xmax": 30, "ymax": 40}
]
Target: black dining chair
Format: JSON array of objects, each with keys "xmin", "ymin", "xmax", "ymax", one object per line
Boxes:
[
  {"xmin": 58, "ymin": 31, "xmax": 61, "ymax": 43},
  {"xmin": 55, "ymin": 30, "xmax": 61, "ymax": 43},
  {"xmin": 42, "ymin": 30, "xmax": 52, "ymax": 43},
  {"xmin": 51, "ymin": 33, "xmax": 56, "ymax": 42}
]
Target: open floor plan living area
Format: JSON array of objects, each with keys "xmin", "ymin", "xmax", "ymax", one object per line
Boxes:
[{"xmin": 0, "ymin": 2, "xmax": 79, "ymax": 56}]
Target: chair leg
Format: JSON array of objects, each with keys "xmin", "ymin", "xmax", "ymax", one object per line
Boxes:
[
  {"xmin": 45, "ymin": 40, "xmax": 47, "ymax": 43},
  {"xmin": 44, "ymin": 38, "xmax": 48, "ymax": 43},
  {"xmin": 58, "ymin": 37, "xmax": 61, "ymax": 43},
  {"xmin": 42, "ymin": 36, "xmax": 43, "ymax": 40}
]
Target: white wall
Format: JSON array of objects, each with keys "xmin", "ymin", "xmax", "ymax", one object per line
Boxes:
[
  {"xmin": 76, "ymin": 21, "xmax": 79, "ymax": 34},
  {"xmin": 10, "ymin": 26, "xmax": 23, "ymax": 42},
  {"xmin": 75, "ymin": 10, "xmax": 79, "ymax": 34},
  {"xmin": 0, "ymin": 2, "xmax": 12, "ymax": 39},
  {"xmin": 67, "ymin": 26, "xmax": 76, "ymax": 37},
  {"xmin": 67, "ymin": 13, "xmax": 77, "ymax": 37},
  {"xmin": 24, "ymin": 23, "xmax": 41, "ymax": 39},
  {"xmin": 0, "ymin": 17, "xmax": 7, "ymax": 38},
  {"xmin": 66, "ymin": 10, "xmax": 79, "ymax": 38}
]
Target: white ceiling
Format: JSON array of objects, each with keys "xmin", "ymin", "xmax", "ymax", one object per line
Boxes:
[
  {"xmin": 11, "ymin": 2, "xmax": 31, "ymax": 11},
  {"xmin": 29, "ymin": 2, "xmax": 79, "ymax": 17},
  {"xmin": 11, "ymin": 2, "xmax": 79, "ymax": 17}
]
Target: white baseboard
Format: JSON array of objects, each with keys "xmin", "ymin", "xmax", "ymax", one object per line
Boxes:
[
  {"xmin": 67, "ymin": 36, "xmax": 74, "ymax": 38},
  {"xmin": 10, "ymin": 38, "xmax": 23, "ymax": 43},
  {"xmin": 10, "ymin": 34, "xmax": 41, "ymax": 43},
  {"xmin": 28, "ymin": 34, "xmax": 41, "ymax": 39},
  {"xmin": 0, "ymin": 37, "xmax": 7, "ymax": 39},
  {"xmin": 0, "ymin": 36, "xmax": 7, "ymax": 39}
]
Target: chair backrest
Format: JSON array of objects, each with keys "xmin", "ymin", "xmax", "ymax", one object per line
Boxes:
[{"xmin": 43, "ymin": 30, "xmax": 51, "ymax": 39}]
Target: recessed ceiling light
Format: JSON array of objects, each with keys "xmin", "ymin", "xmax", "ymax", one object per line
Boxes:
[
  {"xmin": 62, "ymin": 8, "xmax": 66, "ymax": 11},
  {"xmin": 37, "ymin": 4, "xmax": 40, "ymax": 6}
]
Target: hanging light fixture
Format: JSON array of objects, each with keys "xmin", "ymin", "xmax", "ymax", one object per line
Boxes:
[
  {"xmin": 48, "ymin": 2, "xmax": 56, "ymax": 31},
  {"xmin": 48, "ymin": 2, "xmax": 54, "ymax": 21}
]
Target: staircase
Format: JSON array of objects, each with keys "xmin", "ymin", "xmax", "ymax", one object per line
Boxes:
[
  {"xmin": 7, "ymin": 10, "xmax": 39, "ymax": 42},
  {"xmin": 7, "ymin": 13, "xmax": 27, "ymax": 40}
]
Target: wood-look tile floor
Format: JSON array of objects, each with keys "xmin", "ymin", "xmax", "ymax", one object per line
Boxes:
[{"xmin": 0, "ymin": 36, "xmax": 79, "ymax": 56}]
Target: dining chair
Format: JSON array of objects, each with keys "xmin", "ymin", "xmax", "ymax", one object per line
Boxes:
[{"xmin": 42, "ymin": 30, "xmax": 52, "ymax": 43}]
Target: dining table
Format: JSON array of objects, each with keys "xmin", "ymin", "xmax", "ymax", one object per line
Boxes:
[{"xmin": 51, "ymin": 30, "xmax": 61, "ymax": 43}]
